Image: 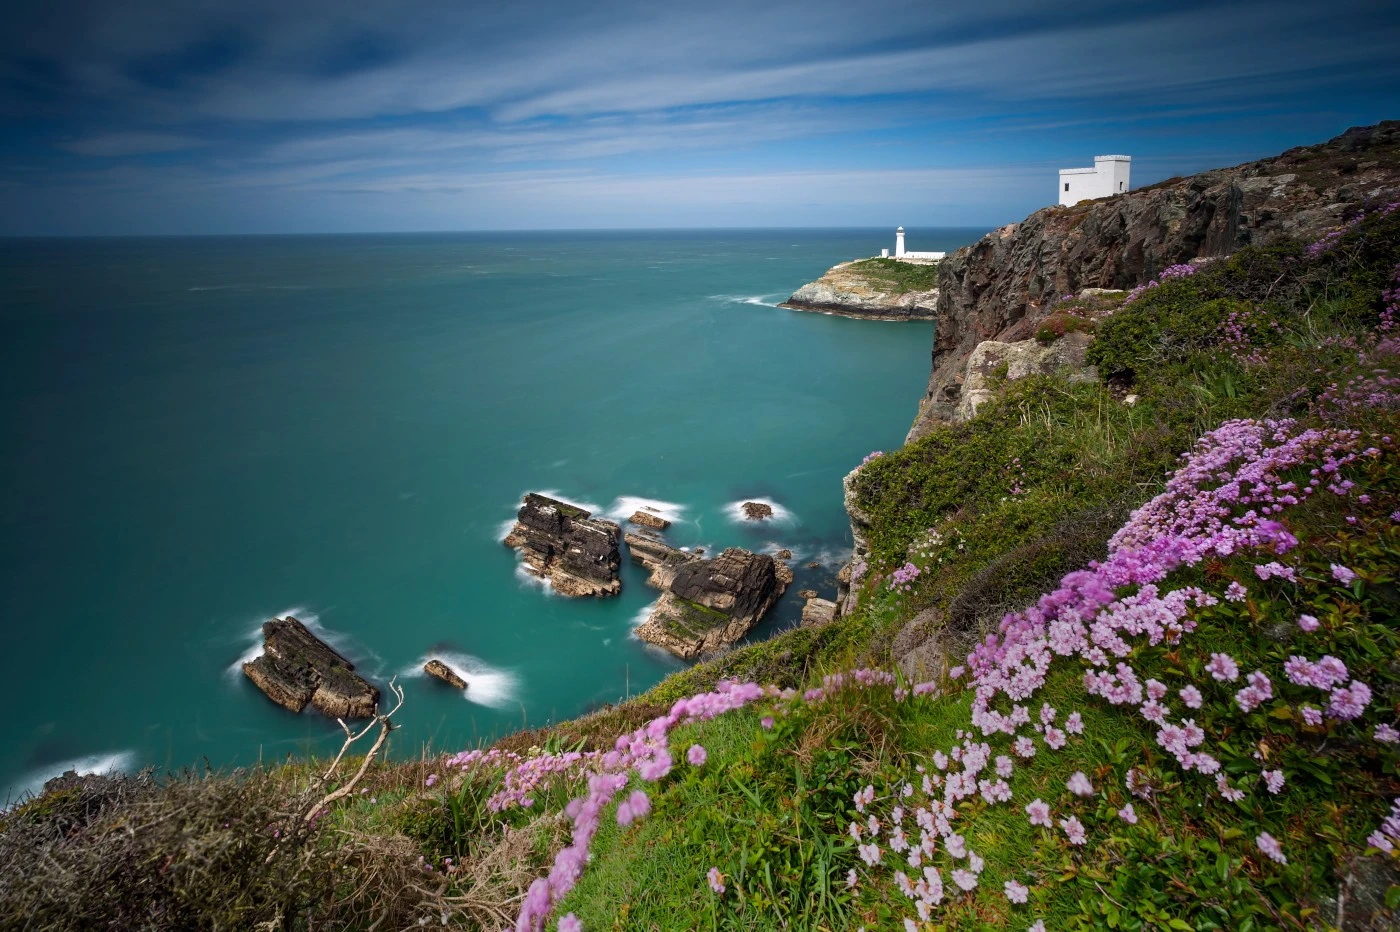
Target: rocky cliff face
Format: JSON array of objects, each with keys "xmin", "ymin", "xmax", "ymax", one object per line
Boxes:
[
  {"xmin": 910, "ymin": 120, "xmax": 1400, "ymax": 439},
  {"xmin": 504, "ymin": 493, "xmax": 623, "ymax": 596},
  {"xmin": 781, "ymin": 259, "xmax": 939, "ymax": 321}
]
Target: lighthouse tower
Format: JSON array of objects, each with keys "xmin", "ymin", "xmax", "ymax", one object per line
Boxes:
[{"xmin": 895, "ymin": 226, "xmax": 905, "ymax": 258}]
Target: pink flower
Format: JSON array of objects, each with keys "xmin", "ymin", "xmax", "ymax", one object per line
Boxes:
[
  {"xmin": 1067, "ymin": 771, "xmax": 1094, "ymax": 797},
  {"xmin": 761, "ymin": 716, "xmax": 774, "ymax": 730},
  {"xmin": 1262, "ymin": 770, "xmax": 1285, "ymax": 794},
  {"xmin": 1375, "ymin": 723, "xmax": 1400, "ymax": 743},
  {"xmin": 996, "ymin": 755, "xmax": 1014, "ymax": 778},
  {"xmin": 858, "ymin": 843, "xmax": 881, "ymax": 866},
  {"xmin": 687, "ymin": 744, "xmax": 708, "ymax": 766},
  {"xmin": 1330, "ymin": 563, "xmax": 1357, "ymax": 584},
  {"xmin": 846, "ymin": 868, "xmax": 858, "ymax": 888},
  {"xmin": 1026, "ymin": 799, "xmax": 1052, "ymax": 827},
  {"xmin": 1225, "ymin": 581, "xmax": 1248, "ymax": 602},
  {"xmin": 952, "ymin": 869, "xmax": 979, "ymax": 891},
  {"xmin": 1328, "ymin": 680, "xmax": 1372, "ymax": 720},
  {"xmin": 425, "ymin": 773, "xmax": 438, "ymax": 787},
  {"xmin": 1030, "ymin": 923, "xmax": 1047, "ymax": 932},
  {"xmin": 707, "ymin": 866, "xmax": 726, "ymax": 894},
  {"xmin": 1004, "ymin": 879, "xmax": 1029, "ymax": 904},
  {"xmin": 1206, "ymin": 653, "xmax": 1240, "ymax": 682},
  {"xmin": 1044, "ymin": 727, "xmax": 1067, "ymax": 750},
  {"xmin": 1118, "ymin": 803, "xmax": 1138, "ymax": 824},
  {"xmin": 1179, "ymin": 685, "xmax": 1203, "ymax": 709},
  {"xmin": 1216, "ymin": 774, "xmax": 1245, "ymax": 803},
  {"xmin": 1064, "ymin": 711, "xmax": 1083, "ymax": 735},
  {"xmin": 1297, "ymin": 614, "xmax": 1320, "ymax": 632},
  {"xmin": 559, "ymin": 914, "xmax": 583, "ymax": 932},
  {"xmin": 1256, "ymin": 832, "xmax": 1287, "ymax": 864},
  {"xmin": 1301, "ymin": 706, "xmax": 1324, "ymax": 726},
  {"xmin": 1059, "ymin": 816, "xmax": 1086, "ymax": 845},
  {"xmin": 1014, "ymin": 736, "xmax": 1036, "ymax": 758}
]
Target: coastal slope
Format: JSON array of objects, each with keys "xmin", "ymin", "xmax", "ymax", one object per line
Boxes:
[{"xmin": 780, "ymin": 257, "xmax": 938, "ymax": 321}]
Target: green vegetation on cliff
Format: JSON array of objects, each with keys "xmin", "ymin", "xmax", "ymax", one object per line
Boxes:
[{"xmin": 846, "ymin": 257, "xmax": 939, "ymax": 294}]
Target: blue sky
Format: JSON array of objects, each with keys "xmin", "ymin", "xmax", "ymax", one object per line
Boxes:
[{"xmin": 1, "ymin": 0, "xmax": 1397, "ymax": 234}]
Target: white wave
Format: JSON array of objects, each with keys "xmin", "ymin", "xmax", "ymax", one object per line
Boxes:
[
  {"xmin": 709, "ymin": 293, "xmax": 785, "ymax": 308},
  {"xmin": 497, "ymin": 517, "xmax": 520, "ymax": 541},
  {"xmin": 514, "ymin": 563, "xmax": 556, "ymax": 595},
  {"xmin": 724, "ymin": 498, "xmax": 798, "ymax": 527},
  {"xmin": 627, "ymin": 600, "xmax": 660, "ymax": 639},
  {"xmin": 605, "ymin": 495, "xmax": 688, "ymax": 525},
  {"xmin": 11, "ymin": 750, "xmax": 137, "ymax": 802},
  {"xmin": 398, "ymin": 652, "xmax": 519, "ymax": 710},
  {"xmin": 528, "ymin": 489, "xmax": 604, "ymax": 515}
]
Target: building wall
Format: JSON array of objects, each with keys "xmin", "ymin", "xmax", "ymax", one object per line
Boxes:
[{"xmin": 1058, "ymin": 156, "xmax": 1130, "ymax": 206}]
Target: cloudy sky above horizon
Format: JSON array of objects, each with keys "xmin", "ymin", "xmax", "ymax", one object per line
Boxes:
[{"xmin": 1, "ymin": 0, "xmax": 1397, "ymax": 235}]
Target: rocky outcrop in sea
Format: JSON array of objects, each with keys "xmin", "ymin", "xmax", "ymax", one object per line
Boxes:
[
  {"xmin": 627, "ymin": 533, "xmax": 788, "ymax": 659},
  {"xmin": 504, "ymin": 493, "xmax": 623, "ymax": 597},
  {"xmin": 909, "ymin": 120, "xmax": 1400, "ymax": 439},
  {"xmin": 242, "ymin": 616, "xmax": 379, "ymax": 718},
  {"xmin": 780, "ymin": 259, "xmax": 938, "ymax": 321}
]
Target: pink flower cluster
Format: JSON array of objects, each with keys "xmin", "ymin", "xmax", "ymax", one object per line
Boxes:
[
  {"xmin": 1306, "ymin": 201, "xmax": 1399, "ymax": 258},
  {"xmin": 1367, "ymin": 798, "xmax": 1400, "ymax": 854},
  {"xmin": 890, "ymin": 562, "xmax": 922, "ymax": 592},
  {"xmin": 1123, "ymin": 262, "xmax": 1197, "ymax": 305}
]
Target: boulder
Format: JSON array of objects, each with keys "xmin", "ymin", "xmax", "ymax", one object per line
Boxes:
[
  {"xmin": 801, "ymin": 598, "xmax": 838, "ymax": 628},
  {"xmin": 635, "ymin": 548, "xmax": 788, "ymax": 659},
  {"xmin": 775, "ymin": 560, "xmax": 794, "ymax": 586},
  {"xmin": 504, "ymin": 493, "xmax": 622, "ymax": 597},
  {"xmin": 798, "ymin": 589, "xmax": 818, "ymax": 599},
  {"xmin": 805, "ymin": 561, "xmax": 821, "ymax": 569},
  {"xmin": 424, "ymin": 659, "xmax": 467, "ymax": 690},
  {"xmin": 628, "ymin": 509, "xmax": 671, "ymax": 530},
  {"xmin": 891, "ymin": 608, "xmax": 948, "ymax": 683},
  {"xmin": 954, "ymin": 331, "xmax": 1097, "ymax": 421},
  {"xmin": 742, "ymin": 501, "xmax": 774, "ymax": 520},
  {"xmin": 243, "ymin": 617, "xmax": 379, "ymax": 719},
  {"xmin": 774, "ymin": 549, "xmax": 793, "ymax": 560}
]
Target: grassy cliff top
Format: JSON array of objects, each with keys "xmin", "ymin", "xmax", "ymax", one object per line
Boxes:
[{"xmin": 843, "ymin": 257, "xmax": 939, "ymax": 293}]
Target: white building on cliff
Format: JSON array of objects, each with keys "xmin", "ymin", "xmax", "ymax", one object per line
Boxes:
[
  {"xmin": 880, "ymin": 227, "xmax": 945, "ymax": 261},
  {"xmin": 1058, "ymin": 155, "xmax": 1131, "ymax": 206}
]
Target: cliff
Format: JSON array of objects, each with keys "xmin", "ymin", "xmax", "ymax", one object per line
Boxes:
[
  {"xmin": 780, "ymin": 257, "xmax": 938, "ymax": 321},
  {"xmin": 910, "ymin": 120, "xmax": 1400, "ymax": 438}
]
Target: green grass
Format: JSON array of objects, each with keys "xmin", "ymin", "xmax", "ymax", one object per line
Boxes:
[{"xmin": 846, "ymin": 257, "xmax": 939, "ymax": 294}]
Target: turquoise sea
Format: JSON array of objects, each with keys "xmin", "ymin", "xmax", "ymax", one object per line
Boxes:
[{"xmin": 0, "ymin": 229, "xmax": 981, "ymax": 799}]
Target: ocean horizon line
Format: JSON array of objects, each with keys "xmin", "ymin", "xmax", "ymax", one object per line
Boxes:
[{"xmin": 0, "ymin": 224, "xmax": 994, "ymax": 242}]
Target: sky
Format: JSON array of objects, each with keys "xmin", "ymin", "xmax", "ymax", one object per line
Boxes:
[{"xmin": 1, "ymin": 0, "xmax": 1397, "ymax": 235}]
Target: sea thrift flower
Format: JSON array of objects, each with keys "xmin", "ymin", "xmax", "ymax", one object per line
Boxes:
[
  {"xmin": 1030, "ymin": 923, "xmax": 1046, "ymax": 932},
  {"xmin": 1026, "ymin": 799, "xmax": 1052, "ymax": 827},
  {"xmin": 707, "ymin": 867, "xmax": 726, "ymax": 894},
  {"xmin": 1225, "ymin": 581, "xmax": 1248, "ymax": 602},
  {"xmin": 1262, "ymin": 770, "xmax": 1285, "ymax": 794},
  {"xmin": 1298, "ymin": 613, "xmax": 1320, "ymax": 632},
  {"xmin": 1014, "ymin": 736, "xmax": 1036, "ymax": 758},
  {"xmin": 1065, "ymin": 711, "xmax": 1083, "ymax": 734},
  {"xmin": 952, "ymin": 869, "xmax": 979, "ymax": 892},
  {"xmin": 1256, "ymin": 832, "xmax": 1287, "ymax": 864},
  {"xmin": 859, "ymin": 843, "xmax": 882, "ymax": 866},
  {"xmin": 1067, "ymin": 771, "xmax": 1094, "ymax": 797},
  {"xmin": 1330, "ymin": 563, "xmax": 1358, "ymax": 584},
  {"xmin": 1118, "ymin": 803, "xmax": 1138, "ymax": 824},
  {"xmin": 425, "ymin": 773, "xmax": 439, "ymax": 787},
  {"xmin": 1059, "ymin": 816, "xmax": 1087, "ymax": 845},
  {"xmin": 1179, "ymin": 685, "xmax": 1203, "ymax": 709},
  {"xmin": 846, "ymin": 869, "xmax": 858, "ymax": 889},
  {"xmin": 1206, "ymin": 653, "xmax": 1240, "ymax": 682},
  {"xmin": 1005, "ymin": 879, "xmax": 1029, "ymax": 904},
  {"xmin": 996, "ymin": 755, "xmax": 1014, "ymax": 778},
  {"xmin": 559, "ymin": 915, "xmax": 582, "ymax": 932},
  {"xmin": 1328, "ymin": 680, "xmax": 1372, "ymax": 720},
  {"xmin": 1375, "ymin": 723, "xmax": 1400, "ymax": 743},
  {"xmin": 1301, "ymin": 706, "xmax": 1324, "ymax": 726},
  {"xmin": 761, "ymin": 716, "xmax": 774, "ymax": 730},
  {"xmin": 1216, "ymin": 774, "xmax": 1245, "ymax": 803},
  {"xmin": 687, "ymin": 744, "xmax": 707, "ymax": 766}
]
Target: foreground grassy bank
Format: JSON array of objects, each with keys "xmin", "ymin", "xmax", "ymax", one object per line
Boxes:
[{"xmin": 4, "ymin": 205, "xmax": 1399, "ymax": 930}]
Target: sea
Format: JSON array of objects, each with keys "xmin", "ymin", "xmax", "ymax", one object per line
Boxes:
[{"xmin": 0, "ymin": 228, "xmax": 983, "ymax": 799}]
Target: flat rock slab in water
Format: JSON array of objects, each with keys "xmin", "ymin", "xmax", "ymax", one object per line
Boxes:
[
  {"xmin": 242, "ymin": 616, "xmax": 379, "ymax": 719},
  {"xmin": 628, "ymin": 509, "xmax": 671, "ymax": 530}
]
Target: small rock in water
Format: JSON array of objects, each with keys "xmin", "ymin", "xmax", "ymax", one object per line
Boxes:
[
  {"xmin": 798, "ymin": 589, "xmax": 818, "ymax": 600},
  {"xmin": 805, "ymin": 561, "xmax": 821, "ymax": 569},
  {"xmin": 424, "ymin": 659, "xmax": 467, "ymax": 690},
  {"xmin": 243, "ymin": 616, "xmax": 379, "ymax": 719},
  {"xmin": 742, "ymin": 501, "xmax": 774, "ymax": 521},
  {"xmin": 628, "ymin": 509, "xmax": 671, "ymax": 530},
  {"xmin": 773, "ymin": 548, "xmax": 793, "ymax": 559}
]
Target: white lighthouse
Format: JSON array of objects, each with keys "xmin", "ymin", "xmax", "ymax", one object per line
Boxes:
[
  {"xmin": 895, "ymin": 226, "xmax": 905, "ymax": 258},
  {"xmin": 886, "ymin": 227, "xmax": 945, "ymax": 261}
]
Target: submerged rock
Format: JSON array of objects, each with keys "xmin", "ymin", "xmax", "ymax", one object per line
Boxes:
[
  {"xmin": 242, "ymin": 617, "xmax": 379, "ymax": 719},
  {"xmin": 635, "ymin": 548, "xmax": 788, "ymax": 660},
  {"xmin": 424, "ymin": 659, "xmax": 467, "ymax": 690},
  {"xmin": 741, "ymin": 501, "xmax": 774, "ymax": 521},
  {"xmin": 628, "ymin": 509, "xmax": 671, "ymax": 530},
  {"xmin": 504, "ymin": 493, "xmax": 622, "ymax": 597}
]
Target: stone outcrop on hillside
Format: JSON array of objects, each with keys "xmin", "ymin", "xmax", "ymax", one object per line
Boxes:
[
  {"xmin": 954, "ymin": 331, "xmax": 1098, "ymax": 421},
  {"xmin": 781, "ymin": 260, "xmax": 939, "ymax": 320},
  {"xmin": 801, "ymin": 597, "xmax": 838, "ymax": 628},
  {"xmin": 633, "ymin": 547, "xmax": 788, "ymax": 659},
  {"xmin": 243, "ymin": 617, "xmax": 379, "ymax": 719},
  {"xmin": 504, "ymin": 493, "xmax": 622, "ymax": 596},
  {"xmin": 910, "ymin": 121, "xmax": 1400, "ymax": 439},
  {"xmin": 424, "ymin": 659, "xmax": 467, "ymax": 689}
]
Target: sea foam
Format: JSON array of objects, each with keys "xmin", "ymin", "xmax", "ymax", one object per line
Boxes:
[
  {"xmin": 397, "ymin": 652, "xmax": 519, "ymax": 710},
  {"xmin": 604, "ymin": 495, "xmax": 688, "ymax": 525},
  {"xmin": 724, "ymin": 497, "xmax": 798, "ymax": 527},
  {"xmin": 10, "ymin": 749, "xmax": 137, "ymax": 804}
]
